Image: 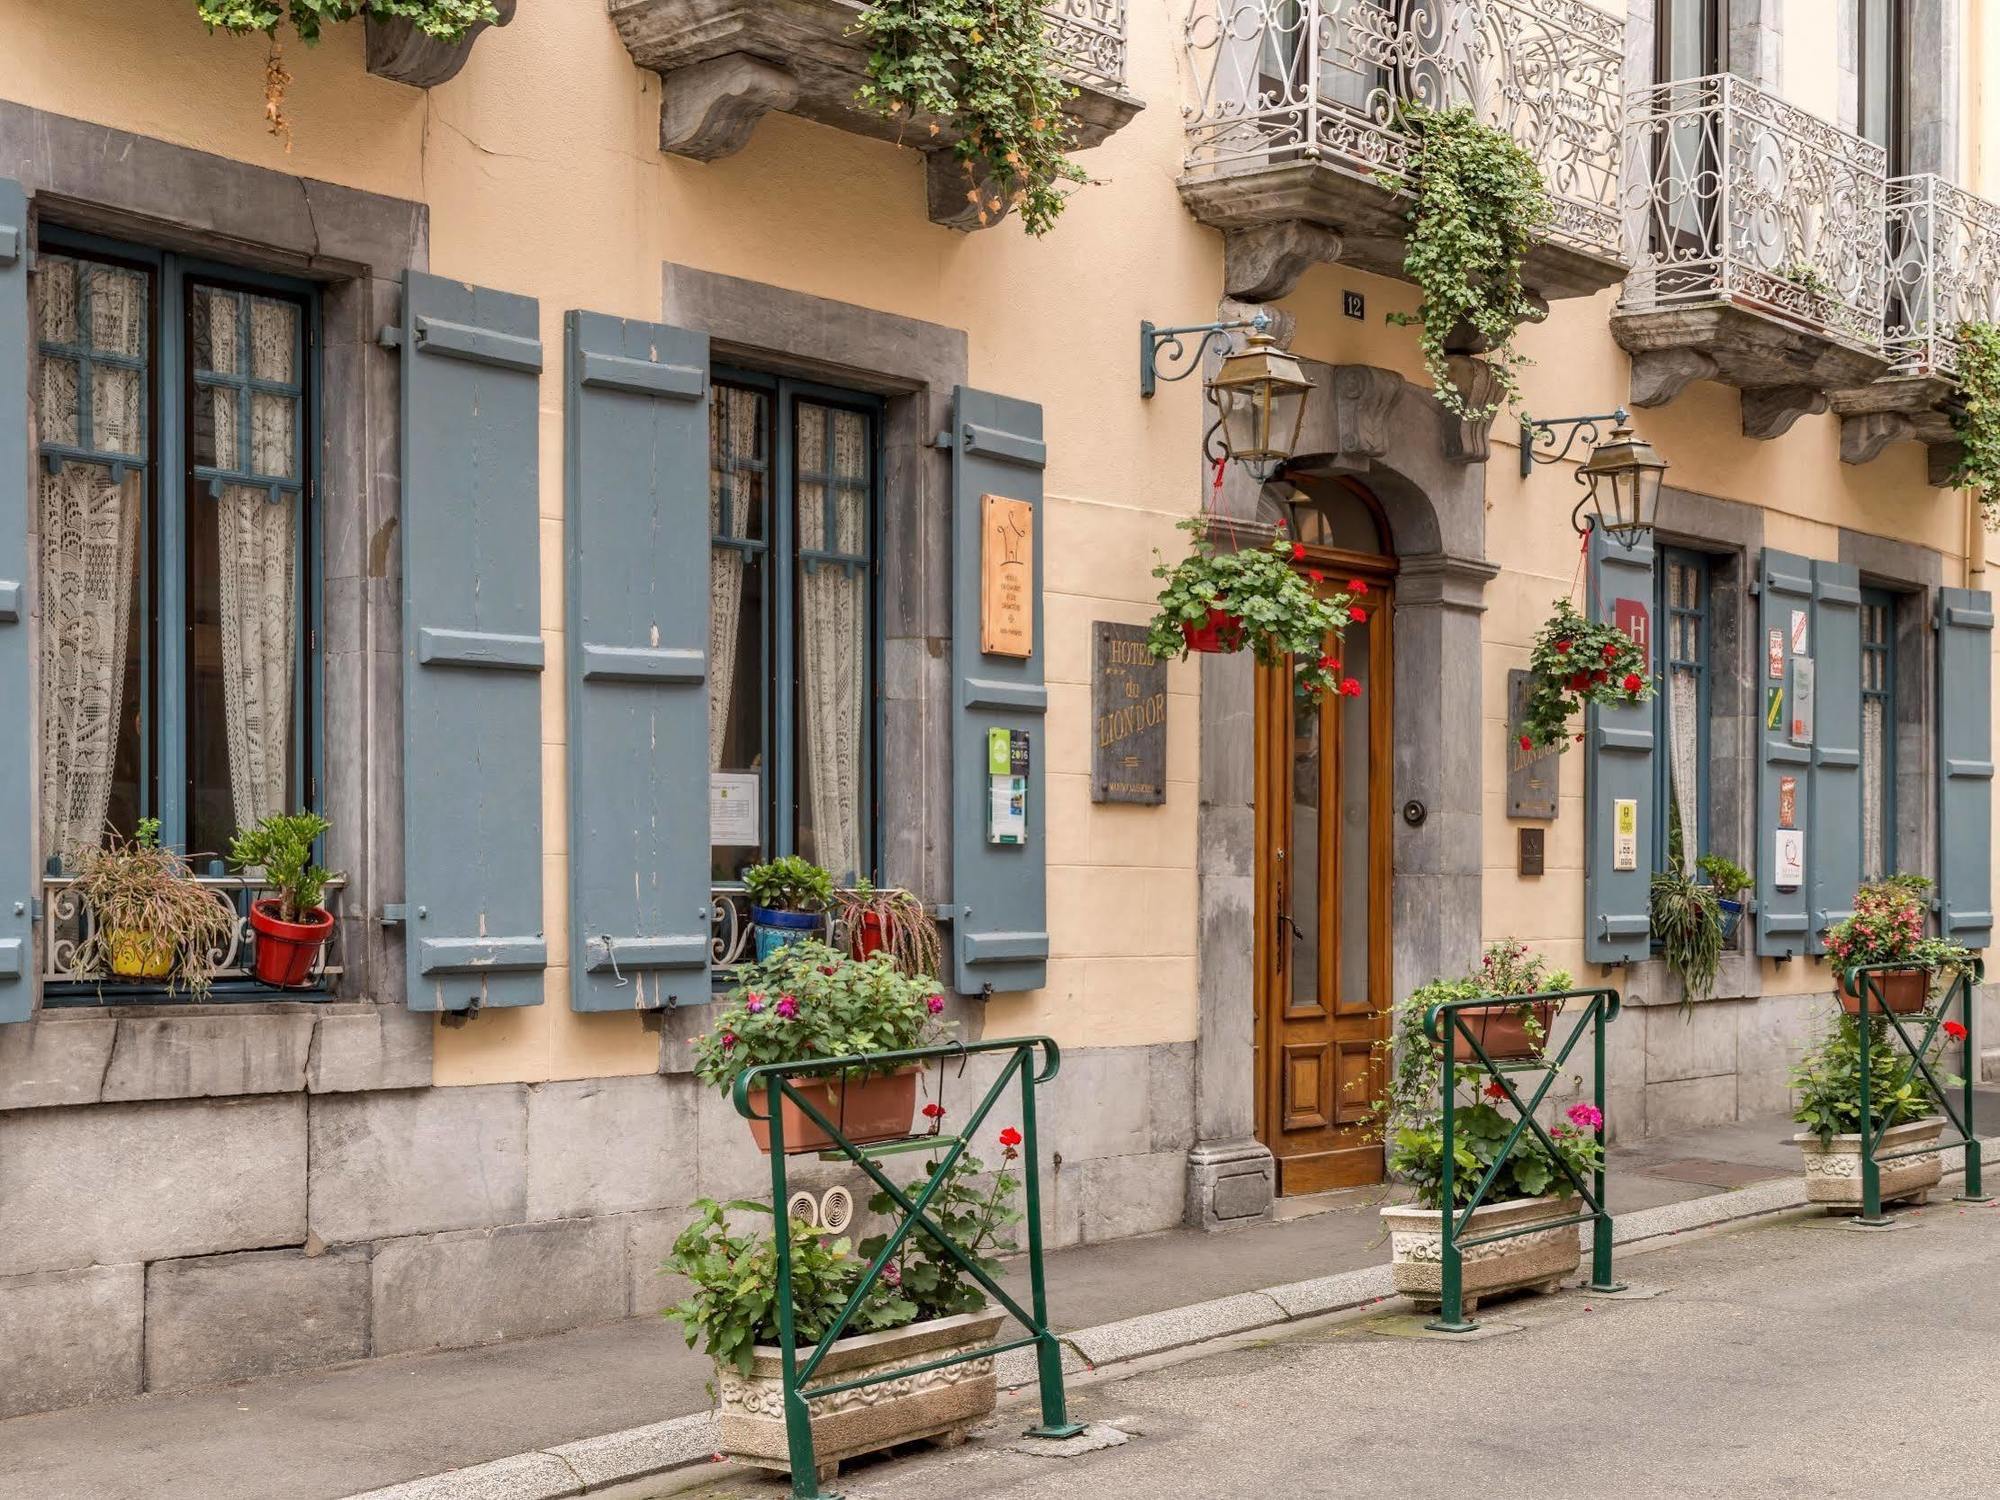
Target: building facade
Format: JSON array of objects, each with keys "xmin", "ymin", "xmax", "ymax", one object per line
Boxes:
[{"xmin": 0, "ymin": 0, "xmax": 1994, "ymax": 1419}]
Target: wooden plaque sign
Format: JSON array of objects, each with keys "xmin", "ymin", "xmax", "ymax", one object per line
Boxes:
[
  {"xmin": 980, "ymin": 494, "xmax": 1034, "ymax": 657},
  {"xmin": 1091, "ymin": 621, "xmax": 1167, "ymax": 805}
]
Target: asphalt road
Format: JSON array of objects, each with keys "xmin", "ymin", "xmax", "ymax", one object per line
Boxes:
[{"xmin": 682, "ymin": 1199, "xmax": 2000, "ymax": 1500}]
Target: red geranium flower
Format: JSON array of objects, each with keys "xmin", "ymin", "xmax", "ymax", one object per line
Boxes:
[
  {"xmin": 1944, "ymin": 1020, "xmax": 1969, "ymax": 1042},
  {"xmin": 998, "ymin": 1126, "xmax": 1024, "ymax": 1148},
  {"xmin": 1348, "ymin": 579, "xmax": 1368, "ymax": 594},
  {"xmin": 1519, "ymin": 734, "xmax": 1532, "ymax": 751},
  {"xmin": 1318, "ymin": 652, "xmax": 1339, "ymax": 671},
  {"xmin": 922, "ymin": 1103, "xmax": 946, "ymax": 1120},
  {"xmin": 1567, "ymin": 672, "xmax": 1588, "ymax": 693},
  {"xmin": 1592, "ymin": 669, "xmax": 1608, "ymax": 684},
  {"xmin": 1601, "ymin": 641, "xmax": 1620, "ymax": 661},
  {"xmin": 1622, "ymin": 673, "xmax": 1642, "ymax": 692},
  {"xmin": 1291, "ymin": 543, "xmax": 1307, "ymax": 561},
  {"xmin": 1308, "ymin": 569, "xmax": 1324, "ymax": 583},
  {"xmin": 1340, "ymin": 677, "xmax": 1362, "ymax": 697},
  {"xmin": 1350, "ymin": 607, "xmax": 1367, "ymax": 624},
  {"xmin": 1484, "ymin": 1081, "xmax": 1508, "ymax": 1100},
  {"xmin": 1554, "ymin": 639, "xmax": 1572, "ymax": 654}
]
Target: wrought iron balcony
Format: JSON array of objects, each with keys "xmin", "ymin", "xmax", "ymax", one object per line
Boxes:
[
  {"xmin": 42, "ymin": 874, "xmax": 347, "ymax": 994},
  {"xmin": 1614, "ymin": 73, "xmax": 1890, "ymax": 439},
  {"xmin": 1178, "ymin": 0, "xmax": 1627, "ymax": 302},
  {"xmin": 610, "ymin": 0, "xmax": 1142, "ymax": 230},
  {"xmin": 1831, "ymin": 174, "xmax": 2000, "ymax": 470}
]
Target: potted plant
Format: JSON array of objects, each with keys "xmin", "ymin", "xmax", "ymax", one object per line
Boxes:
[
  {"xmin": 693, "ymin": 939, "xmax": 950, "ymax": 1153},
  {"xmin": 1651, "ymin": 864, "xmax": 1723, "ymax": 1008},
  {"xmin": 1453, "ymin": 939, "xmax": 1571, "ymax": 1061},
  {"xmin": 1697, "ymin": 853, "xmax": 1753, "ymax": 946},
  {"xmin": 831, "ymin": 881, "xmax": 944, "ymax": 978},
  {"xmin": 1823, "ymin": 874, "xmax": 1973, "ymax": 1016},
  {"xmin": 230, "ymin": 810, "xmax": 338, "ymax": 988},
  {"xmin": 1518, "ymin": 598, "xmax": 1654, "ymax": 752},
  {"xmin": 1146, "ymin": 518, "xmax": 1363, "ymax": 702},
  {"xmin": 742, "ymin": 855, "xmax": 834, "ymax": 960},
  {"xmin": 665, "ymin": 1126, "xmax": 1026, "ymax": 1476},
  {"xmin": 68, "ymin": 819, "xmax": 239, "ymax": 997},
  {"xmin": 1375, "ymin": 959, "xmax": 1601, "ymax": 1312},
  {"xmin": 1791, "ymin": 1013, "xmax": 1951, "ymax": 1209}
]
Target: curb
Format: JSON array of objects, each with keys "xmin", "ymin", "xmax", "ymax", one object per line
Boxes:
[{"xmin": 344, "ymin": 1140, "xmax": 2000, "ymax": 1500}]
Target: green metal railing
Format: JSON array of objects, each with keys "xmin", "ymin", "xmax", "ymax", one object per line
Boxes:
[
  {"xmin": 1847, "ymin": 960, "xmax": 1990, "ymax": 1224},
  {"xmin": 730, "ymin": 1036, "xmax": 1081, "ymax": 1499},
  {"xmin": 1420, "ymin": 987, "xmax": 1625, "ymax": 1333}
]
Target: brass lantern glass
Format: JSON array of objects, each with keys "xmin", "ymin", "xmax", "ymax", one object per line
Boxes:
[
  {"xmin": 1207, "ymin": 331, "xmax": 1313, "ymax": 469},
  {"xmin": 1579, "ymin": 424, "xmax": 1668, "ymax": 542}
]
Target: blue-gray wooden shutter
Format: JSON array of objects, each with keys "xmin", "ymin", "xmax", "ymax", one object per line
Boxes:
[
  {"xmin": 562, "ymin": 310, "xmax": 710, "ymax": 1010},
  {"xmin": 396, "ymin": 271, "xmax": 547, "ymax": 1011},
  {"xmin": 1584, "ymin": 525, "xmax": 1655, "ymax": 963},
  {"xmin": 949, "ymin": 386, "xmax": 1048, "ymax": 995},
  {"xmin": 0, "ymin": 179, "xmax": 30, "ymax": 1021},
  {"xmin": 1936, "ymin": 586, "xmax": 1994, "ymax": 951},
  {"xmin": 1807, "ymin": 560, "xmax": 1863, "ymax": 954},
  {"xmin": 1756, "ymin": 549, "xmax": 1815, "ymax": 957}
]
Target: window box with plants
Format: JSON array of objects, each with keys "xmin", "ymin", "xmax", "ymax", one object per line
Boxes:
[
  {"xmin": 694, "ymin": 939, "xmax": 951, "ymax": 1154},
  {"xmin": 67, "ymin": 820, "xmax": 240, "ymax": 996},
  {"xmin": 742, "ymin": 856, "xmax": 835, "ymax": 960},
  {"xmin": 231, "ymin": 810, "xmax": 340, "ymax": 988},
  {"xmin": 1824, "ymin": 875, "xmax": 1973, "ymax": 1016},
  {"xmin": 665, "ymin": 1123, "xmax": 1028, "ymax": 1476},
  {"xmin": 1790, "ymin": 1011, "xmax": 1955, "ymax": 1211},
  {"xmin": 1375, "ymin": 941, "xmax": 1601, "ymax": 1311}
]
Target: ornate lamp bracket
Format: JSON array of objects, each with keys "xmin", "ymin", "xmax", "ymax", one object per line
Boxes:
[
  {"xmin": 1139, "ymin": 313, "xmax": 1272, "ymax": 398},
  {"xmin": 1520, "ymin": 407, "xmax": 1628, "ymax": 534}
]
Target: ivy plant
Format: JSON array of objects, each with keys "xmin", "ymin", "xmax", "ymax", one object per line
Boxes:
[
  {"xmin": 1519, "ymin": 597, "xmax": 1653, "ymax": 751},
  {"xmin": 854, "ymin": 0, "xmax": 1087, "ymax": 234},
  {"xmin": 1145, "ymin": 517, "xmax": 1362, "ymax": 703},
  {"xmin": 195, "ymin": 1, "xmax": 496, "ymax": 41},
  {"xmin": 1380, "ymin": 104, "xmax": 1552, "ymax": 421},
  {"xmin": 1951, "ymin": 320, "xmax": 2000, "ymax": 531}
]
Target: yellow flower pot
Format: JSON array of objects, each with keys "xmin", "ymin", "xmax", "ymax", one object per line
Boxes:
[{"xmin": 107, "ymin": 929, "xmax": 175, "ymax": 980}]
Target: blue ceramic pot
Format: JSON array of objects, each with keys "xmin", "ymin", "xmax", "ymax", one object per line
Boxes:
[{"xmin": 751, "ymin": 905, "xmax": 822, "ymax": 961}]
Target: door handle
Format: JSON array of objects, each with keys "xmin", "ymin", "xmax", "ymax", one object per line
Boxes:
[{"xmin": 1278, "ymin": 909, "xmax": 1306, "ymax": 946}]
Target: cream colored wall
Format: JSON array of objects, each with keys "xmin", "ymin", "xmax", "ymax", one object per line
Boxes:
[
  {"xmin": 3, "ymin": 0, "xmax": 1993, "ymax": 1083},
  {"xmin": 0, "ymin": 0, "xmax": 1217, "ymax": 1081}
]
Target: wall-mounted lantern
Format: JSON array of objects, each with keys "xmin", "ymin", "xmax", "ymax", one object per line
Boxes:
[
  {"xmin": 1141, "ymin": 314, "xmax": 1316, "ymax": 479},
  {"xmin": 1522, "ymin": 408, "xmax": 1669, "ymax": 541}
]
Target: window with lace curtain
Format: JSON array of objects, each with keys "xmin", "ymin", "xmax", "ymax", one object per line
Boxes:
[
  {"xmin": 1860, "ymin": 588, "xmax": 1897, "ymax": 882},
  {"xmin": 1654, "ymin": 548, "xmax": 1710, "ymax": 874},
  {"xmin": 707, "ymin": 371, "xmax": 877, "ymax": 888},
  {"xmin": 33, "ymin": 232, "xmax": 316, "ymax": 873}
]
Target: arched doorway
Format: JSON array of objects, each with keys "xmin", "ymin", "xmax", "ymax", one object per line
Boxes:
[{"xmin": 1253, "ymin": 476, "xmax": 1398, "ymax": 1194}]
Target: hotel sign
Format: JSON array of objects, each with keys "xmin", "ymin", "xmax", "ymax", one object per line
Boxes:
[{"xmin": 1091, "ymin": 622, "xmax": 1167, "ymax": 805}]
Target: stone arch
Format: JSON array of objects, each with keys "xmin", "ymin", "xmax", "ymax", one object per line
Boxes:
[{"xmin": 1186, "ymin": 363, "xmax": 1496, "ymax": 1229}]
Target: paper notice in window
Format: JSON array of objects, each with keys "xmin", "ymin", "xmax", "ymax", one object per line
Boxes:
[{"xmin": 710, "ymin": 773, "xmax": 760, "ymax": 847}]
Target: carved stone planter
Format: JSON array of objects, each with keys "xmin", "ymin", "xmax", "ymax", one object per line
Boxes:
[
  {"xmin": 1380, "ymin": 1194, "xmax": 1581, "ymax": 1313},
  {"xmin": 1796, "ymin": 1117, "xmax": 1946, "ymax": 1210},
  {"xmin": 365, "ymin": 0, "xmax": 515, "ymax": 88},
  {"xmin": 718, "ymin": 1310, "xmax": 1005, "ymax": 1474}
]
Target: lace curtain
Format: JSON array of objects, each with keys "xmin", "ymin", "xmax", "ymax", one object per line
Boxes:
[
  {"xmin": 708, "ymin": 386, "xmax": 760, "ymax": 772},
  {"xmin": 1664, "ymin": 561, "xmax": 1700, "ymax": 876},
  {"xmin": 797, "ymin": 407, "xmax": 868, "ymax": 883},
  {"xmin": 38, "ymin": 257, "xmax": 143, "ymax": 865},
  {"xmin": 200, "ymin": 290, "xmax": 299, "ymax": 830}
]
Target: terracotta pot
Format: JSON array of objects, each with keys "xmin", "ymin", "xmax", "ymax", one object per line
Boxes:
[
  {"xmin": 1837, "ymin": 967, "xmax": 1930, "ymax": 1016},
  {"xmin": 1451, "ymin": 1000, "xmax": 1559, "ymax": 1061},
  {"xmin": 1182, "ymin": 607, "xmax": 1245, "ymax": 654},
  {"xmin": 108, "ymin": 928, "xmax": 174, "ymax": 980},
  {"xmin": 746, "ymin": 1067, "xmax": 920, "ymax": 1155},
  {"xmin": 852, "ymin": 910, "xmax": 887, "ymax": 962},
  {"xmin": 719, "ymin": 1310, "xmax": 1004, "ymax": 1474},
  {"xmin": 248, "ymin": 899, "xmax": 334, "ymax": 988},
  {"xmin": 1380, "ymin": 1194, "xmax": 1582, "ymax": 1312}
]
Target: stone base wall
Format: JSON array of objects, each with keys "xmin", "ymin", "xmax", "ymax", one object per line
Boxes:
[{"xmin": 0, "ymin": 1034, "xmax": 1193, "ymax": 1419}]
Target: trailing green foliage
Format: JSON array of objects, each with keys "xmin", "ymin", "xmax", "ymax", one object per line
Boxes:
[
  {"xmin": 855, "ymin": 0, "xmax": 1086, "ymax": 234},
  {"xmin": 1791, "ymin": 1015, "xmax": 1947, "ymax": 1145},
  {"xmin": 1951, "ymin": 320, "xmax": 2000, "ymax": 531},
  {"xmin": 1650, "ymin": 864, "xmax": 1722, "ymax": 1009},
  {"xmin": 1146, "ymin": 518, "xmax": 1361, "ymax": 704},
  {"xmin": 230, "ymin": 810, "xmax": 337, "ymax": 924},
  {"xmin": 194, "ymin": 1, "xmax": 496, "ymax": 42},
  {"xmin": 68, "ymin": 826, "xmax": 240, "ymax": 998},
  {"xmin": 1382, "ymin": 105, "xmax": 1552, "ymax": 421},
  {"xmin": 1519, "ymin": 598, "xmax": 1653, "ymax": 751},
  {"xmin": 1389, "ymin": 1100, "xmax": 1603, "ymax": 1211}
]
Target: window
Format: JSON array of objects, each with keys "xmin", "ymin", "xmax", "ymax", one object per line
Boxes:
[
  {"xmin": 1656, "ymin": 548, "xmax": 1711, "ymax": 873},
  {"xmin": 1858, "ymin": 0, "xmax": 1908, "ymax": 178},
  {"xmin": 33, "ymin": 234, "xmax": 316, "ymax": 869},
  {"xmin": 1861, "ymin": 588, "xmax": 1898, "ymax": 882},
  {"xmin": 1657, "ymin": 0, "xmax": 1721, "ymax": 82},
  {"xmin": 708, "ymin": 373, "xmax": 878, "ymax": 887}
]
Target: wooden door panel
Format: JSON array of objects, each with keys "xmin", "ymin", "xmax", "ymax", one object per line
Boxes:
[{"xmin": 1280, "ymin": 1043, "xmax": 1332, "ymax": 1132}]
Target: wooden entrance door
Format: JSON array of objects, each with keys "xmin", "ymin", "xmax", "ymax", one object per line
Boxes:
[{"xmin": 1254, "ymin": 483, "xmax": 1396, "ymax": 1195}]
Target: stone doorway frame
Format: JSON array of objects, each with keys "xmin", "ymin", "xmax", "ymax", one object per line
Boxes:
[{"xmin": 1185, "ymin": 362, "xmax": 1495, "ymax": 1228}]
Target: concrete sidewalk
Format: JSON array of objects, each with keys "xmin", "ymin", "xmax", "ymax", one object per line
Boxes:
[{"xmin": 3, "ymin": 1097, "xmax": 1993, "ymax": 1500}]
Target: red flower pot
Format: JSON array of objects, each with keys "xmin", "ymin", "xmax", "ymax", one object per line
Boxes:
[
  {"xmin": 247, "ymin": 899, "xmax": 334, "ymax": 988},
  {"xmin": 852, "ymin": 911, "xmax": 887, "ymax": 962},
  {"xmin": 1182, "ymin": 608, "xmax": 1245, "ymax": 654},
  {"xmin": 746, "ymin": 1068, "xmax": 920, "ymax": 1155}
]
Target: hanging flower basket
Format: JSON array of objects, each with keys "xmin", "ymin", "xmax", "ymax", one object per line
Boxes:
[
  {"xmin": 1146, "ymin": 518, "xmax": 1362, "ymax": 703},
  {"xmin": 1518, "ymin": 598, "xmax": 1654, "ymax": 752}
]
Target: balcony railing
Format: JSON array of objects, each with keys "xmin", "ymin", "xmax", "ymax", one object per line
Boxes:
[
  {"xmin": 1621, "ymin": 73, "xmax": 1887, "ymax": 352},
  {"xmin": 1043, "ymin": 0, "xmax": 1129, "ymax": 92},
  {"xmin": 1884, "ymin": 173, "xmax": 2000, "ymax": 381},
  {"xmin": 42, "ymin": 874, "xmax": 347, "ymax": 991},
  {"xmin": 1181, "ymin": 0, "xmax": 1625, "ymax": 264}
]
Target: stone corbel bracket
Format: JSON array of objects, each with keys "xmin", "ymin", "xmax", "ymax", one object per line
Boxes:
[
  {"xmin": 1827, "ymin": 374, "xmax": 1962, "ymax": 480},
  {"xmin": 657, "ymin": 54, "xmax": 802, "ymax": 162},
  {"xmin": 1435, "ymin": 355, "xmax": 1499, "ymax": 464},
  {"xmin": 1222, "ymin": 222, "xmax": 1345, "ymax": 302},
  {"xmin": 365, "ymin": 0, "xmax": 516, "ymax": 88}
]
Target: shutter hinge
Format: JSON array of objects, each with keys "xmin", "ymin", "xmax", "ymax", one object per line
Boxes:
[
  {"xmin": 933, "ymin": 430, "xmax": 953, "ymax": 451},
  {"xmin": 29, "ymin": 897, "xmax": 42, "ymax": 926},
  {"xmin": 379, "ymin": 903, "xmax": 408, "ymax": 927},
  {"xmin": 378, "ymin": 324, "xmax": 404, "ymax": 350},
  {"xmin": 1747, "ymin": 580, "xmax": 1761, "ymax": 597}
]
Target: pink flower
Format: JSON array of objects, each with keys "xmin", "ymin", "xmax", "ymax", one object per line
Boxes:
[
  {"xmin": 744, "ymin": 995, "xmax": 765, "ymax": 1014},
  {"xmin": 720, "ymin": 1032, "xmax": 737, "ymax": 1051},
  {"xmin": 926, "ymin": 993, "xmax": 946, "ymax": 1015},
  {"xmin": 775, "ymin": 995, "xmax": 799, "ymax": 1020},
  {"xmin": 1567, "ymin": 1102, "xmax": 1604, "ymax": 1132},
  {"xmin": 882, "ymin": 1259, "xmax": 902, "ymax": 1287}
]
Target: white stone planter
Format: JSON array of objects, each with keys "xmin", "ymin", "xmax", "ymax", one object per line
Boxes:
[
  {"xmin": 717, "ymin": 1309, "xmax": 1004, "ymax": 1476},
  {"xmin": 1796, "ymin": 1116, "xmax": 1946, "ymax": 1209},
  {"xmin": 1380, "ymin": 1194, "xmax": 1583, "ymax": 1313}
]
